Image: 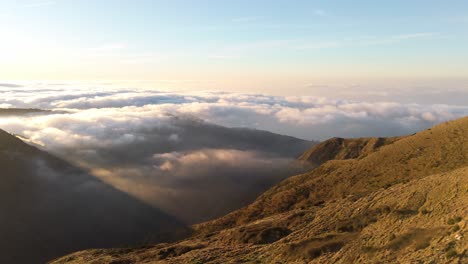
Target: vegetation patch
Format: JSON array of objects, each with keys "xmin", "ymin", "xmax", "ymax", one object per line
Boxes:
[
  {"xmin": 451, "ymin": 225, "xmax": 460, "ymax": 232},
  {"xmin": 155, "ymin": 243, "xmax": 205, "ymax": 260},
  {"xmin": 284, "ymin": 233, "xmax": 356, "ymax": 260},
  {"xmin": 335, "ymin": 207, "xmax": 391, "ymax": 233},
  {"xmin": 384, "ymin": 228, "xmax": 439, "ymax": 252},
  {"xmin": 233, "ymin": 225, "xmax": 292, "ymax": 244},
  {"xmin": 445, "ymin": 249, "xmax": 458, "ymax": 258},
  {"xmin": 447, "ymin": 216, "xmax": 462, "ymax": 225}
]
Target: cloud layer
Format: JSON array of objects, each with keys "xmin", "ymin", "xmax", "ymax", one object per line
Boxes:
[
  {"xmin": 0, "ymin": 83, "xmax": 466, "ymax": 222},
  {"xmin": 1, "ymin": 83, "xmax": 466, "ymax": 140}
]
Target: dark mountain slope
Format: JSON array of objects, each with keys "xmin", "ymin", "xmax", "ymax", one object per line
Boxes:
[
  {"xmin": 0, "ymin": 129, "xmax": 189, "ymax": 264},
  {"xmin": 0, "ymin": 108, "xmax": 52, "ymax": 116}
]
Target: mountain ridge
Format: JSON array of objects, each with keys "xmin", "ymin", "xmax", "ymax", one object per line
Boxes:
[
  {"xmin": 298, "ymin": 136, "xmax": 403, "ymax": 165},
  {"xmin": 51, "ymin": 117, "xmax": 468, "ymax": 263}
]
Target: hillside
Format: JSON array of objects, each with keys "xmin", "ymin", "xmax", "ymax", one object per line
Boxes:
[
  {"xmin": 51, "ymin": 117, "xmax": 468, "ymax": 263},
  {"xmin": 0, "ymin": 129, "xmax": 189, "ymax": 264},
  {"xmin": 298, "ymin": 136, "xmax": 402, "ymax": 165}
]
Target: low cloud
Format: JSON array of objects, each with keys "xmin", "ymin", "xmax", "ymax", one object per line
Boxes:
[
  {"xmin": 0, "ymin": 83, "xmax": 466, "ymax": 223},
  {"xmin": 92, "ymin": 148, "xmax": 303, "ymax": 223},
  {"xmin": 1, "ymin": 84, "xmax": 465, "ymax": 141}
]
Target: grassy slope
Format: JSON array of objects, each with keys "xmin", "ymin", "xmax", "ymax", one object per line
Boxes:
[
  {"xmin": 196, "ymin": 117, "xmax": 467, "ymax": 232},
  {"xmin": 298, "ymin": 136, "xmax": 402, "ymax": 165},
  {"xmin": 51, "ymin": 117, "xmax": 468, "ymax": 263}
]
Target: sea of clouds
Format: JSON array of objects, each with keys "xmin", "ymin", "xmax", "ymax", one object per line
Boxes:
[
  {"xmin": 1, "ymin": 83, "xmax": 466, "ymax": 139},
  {"xmin": 0, "ymin": 82, "xmax": 467, "ymax": 223}
]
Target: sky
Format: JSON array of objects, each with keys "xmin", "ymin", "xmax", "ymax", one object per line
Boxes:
[{"xmin": 1, "ymin": 0, "xmax": 468, "ymax": 96}]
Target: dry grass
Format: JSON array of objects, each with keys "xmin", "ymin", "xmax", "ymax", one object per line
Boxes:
[{"xmin": 51, "ymin": 117, "xmax": 468, "ymax": 264}]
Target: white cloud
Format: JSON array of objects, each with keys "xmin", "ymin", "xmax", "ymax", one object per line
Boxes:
[
  {"xmin": 0, "ymin": 83, "xmax": 466, "ymax": 223},
  {"xmin": 0, "ymin": 83, "xmax": 466, "ymax": 141}
]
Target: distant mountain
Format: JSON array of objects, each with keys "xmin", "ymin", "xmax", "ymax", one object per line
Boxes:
[
  {"xmin": 53, "ymin": 117, "xmax": 468, "ymax": 263},
  {"xmin": 0, "ymin": 108, "xmax": 52, "ymax": 116},
  {"xmin": 50, "ymin": 116, "xmax": 317, "ymax": 224},
  {"xmin": 0, "ymin": 129, "xmax": 189, "ymax": 264}
]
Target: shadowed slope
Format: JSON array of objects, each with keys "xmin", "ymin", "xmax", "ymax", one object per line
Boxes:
[
  {"xmin": 48, "ymin": 116, "xmax": 316, "ymax": 225},
  {"xmin": 0, "ymin": 129, "xmax": 189, "ymax": 264},
  {"xmin": 52, "ymin": 166, "xmax": 467, "ymax": 263}
]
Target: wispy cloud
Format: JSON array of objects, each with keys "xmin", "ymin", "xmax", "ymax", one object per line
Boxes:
[
  {"xmin": 391, "ymin": 32, "xmax": 438, "ymax": 40},
  {"xmin": 293, "ymin": 32, "xmax": 439, "ymax": 50},
  {"xmin": 207, "ymin": 32, "xmax": 438, "ymax": 58}
]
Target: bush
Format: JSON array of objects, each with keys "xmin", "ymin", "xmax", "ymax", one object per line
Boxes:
[
  {"xmin": 415, "ymin": 241, "xmax": 430, "ymax": 250},
  {"xmin": 452, "ymin": 225, "xmax": 460, "ymax": 232},
  {"xmin": 419, "ymin": 208, "xmax": 429, "ymax": 215},
  {"xmin": 445, "ymin": 249, "xmax": 458, "ymax": 258},
  {"xmin": 447, "ymin": 216, "xmax": 462, "ymax": 225}
]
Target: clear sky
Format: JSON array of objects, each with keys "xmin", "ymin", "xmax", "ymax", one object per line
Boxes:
[{"xmin": 1, "ymin": 0, "xmax": 468, "ymax": 95}]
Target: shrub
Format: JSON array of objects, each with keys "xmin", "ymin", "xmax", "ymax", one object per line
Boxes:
[
  {"xmin": 445, "ymin": 249, "xmax": 458, "ymax": 258},
  {"xmin": 452, "ymin": 225, "xmax": 460, "ymax": 232},
  {"xmin": 448, "ymin": 216, "xmax": 462, "ymax": 225},
  {"xmin": 445, "ymin": 241, "xmax": 456, "ymax": 252},
  {"xmin": 419, "ymin": 208, "xmax": 429, "ymax": 215},
  {"xmin": 415, "ymin": 241, "xmax": 430, "ymax": 250}
]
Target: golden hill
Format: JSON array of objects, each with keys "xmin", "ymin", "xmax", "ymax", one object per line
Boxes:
[
  {"xmin": 298, "ymin": 136, "xmax": 402, "ymax": 166},
  {"xmin": 51, "ymin": 117, "xmax": 468, "ymax": 264}
]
